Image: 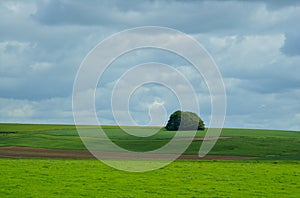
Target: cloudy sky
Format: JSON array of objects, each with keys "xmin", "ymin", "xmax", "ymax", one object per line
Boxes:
[{"xmin": 0, "ymin": 0, "xmax": 300, "ymax": 130}]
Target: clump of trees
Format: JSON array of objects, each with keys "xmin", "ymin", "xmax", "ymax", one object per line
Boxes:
[{"xmin": 165, "ymin": 110, "xmax": 205, "ymax": 131}]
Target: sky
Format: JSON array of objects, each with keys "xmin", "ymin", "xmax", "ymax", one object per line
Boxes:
[{"xmin": 0, "ymin": 0, "xmax": 300, "ymax": 130}]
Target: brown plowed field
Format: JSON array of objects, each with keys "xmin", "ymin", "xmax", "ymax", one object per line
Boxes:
[{"xmin": 0, "ymin": 146, "xmax": 256, "ymax": 160}]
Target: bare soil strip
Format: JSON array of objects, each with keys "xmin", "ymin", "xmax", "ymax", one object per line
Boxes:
[
  {"xmin": 174, "ymin": 136, "xmax": 239, "ymax": 141},
  {"xmin": 0, "ymin": 146, "xmax": 256, "ymax": 160}
]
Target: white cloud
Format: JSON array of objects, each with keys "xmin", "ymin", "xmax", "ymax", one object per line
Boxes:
[
  {"xmin": 30, "ymin": 62, "xmax": 52, "ymax": 71},
  {"xmin": 7, "ymin": 104, "xmax": 34, "ymax": 118},
  {"xmin": 0, "ymin": 97, "xmax": 73, "ymax": 124},
  {"xmin": 0, "ymin": 0, "xmax": 299, "ymax": 130}
]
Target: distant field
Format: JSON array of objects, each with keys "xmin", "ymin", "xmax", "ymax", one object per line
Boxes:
[
  {"xmin": 0, "ymin": 124, "xmax": 299, "ymax": 159},
  {"xmin": 0, "ymin": 159, "xmax": 299, "ymax": 197}
]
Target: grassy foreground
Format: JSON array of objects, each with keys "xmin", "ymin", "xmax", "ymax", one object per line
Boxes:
[{"xmin": 0, "ymin": 159, "xmax": 299, "ymax": 197}]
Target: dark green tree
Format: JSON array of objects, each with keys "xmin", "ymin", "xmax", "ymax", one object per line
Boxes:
[{"xmin": 165, "ymin": 110, "xmax": 205, "ymax": 131}]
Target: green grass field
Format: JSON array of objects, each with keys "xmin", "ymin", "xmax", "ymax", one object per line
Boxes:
[
  {"xmin": 0, "ymin": 123, "xmax": 299, "ymax": 159},
  {"xmin": 0, "ymin": 159, "xmax": 299, "ymax": 197},
  {"xmin": 0, "ymin": 123, "xmax": 299, "ymax": 197}
]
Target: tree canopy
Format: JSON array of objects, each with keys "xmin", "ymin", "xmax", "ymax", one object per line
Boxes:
[{"xmin": 165, "ymin": 110, "xmax": 205, "ymax": 131}]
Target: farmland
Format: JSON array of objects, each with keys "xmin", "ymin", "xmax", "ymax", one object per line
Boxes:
[
  {"xmin": 0, "ymin": 123, "xmax": 299, "ymax": 197},
  {"xmin": 0, "ymin": 123, "xmax": 299, "ymax": 160}
]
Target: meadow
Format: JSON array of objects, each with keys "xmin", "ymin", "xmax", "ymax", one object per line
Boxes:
[
  {"xmin": 0, "ymin": 123, "xmax": 299, "ymax": 159},
  {"xmin": 0, "ymin": 123, "xmax": 299, "ymax": 197},
  {"xmin": 0, "ymin": 159, "xmax": 299, "ymax": 197}
]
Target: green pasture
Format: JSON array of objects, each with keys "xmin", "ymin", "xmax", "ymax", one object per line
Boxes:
[
  {"xmin": 0, "ymin": 159, "xmax": 299, "ymax": 197},
  {"xmin": 0, "ymin": 124, "xmax": 299, "ymax": 159}
]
